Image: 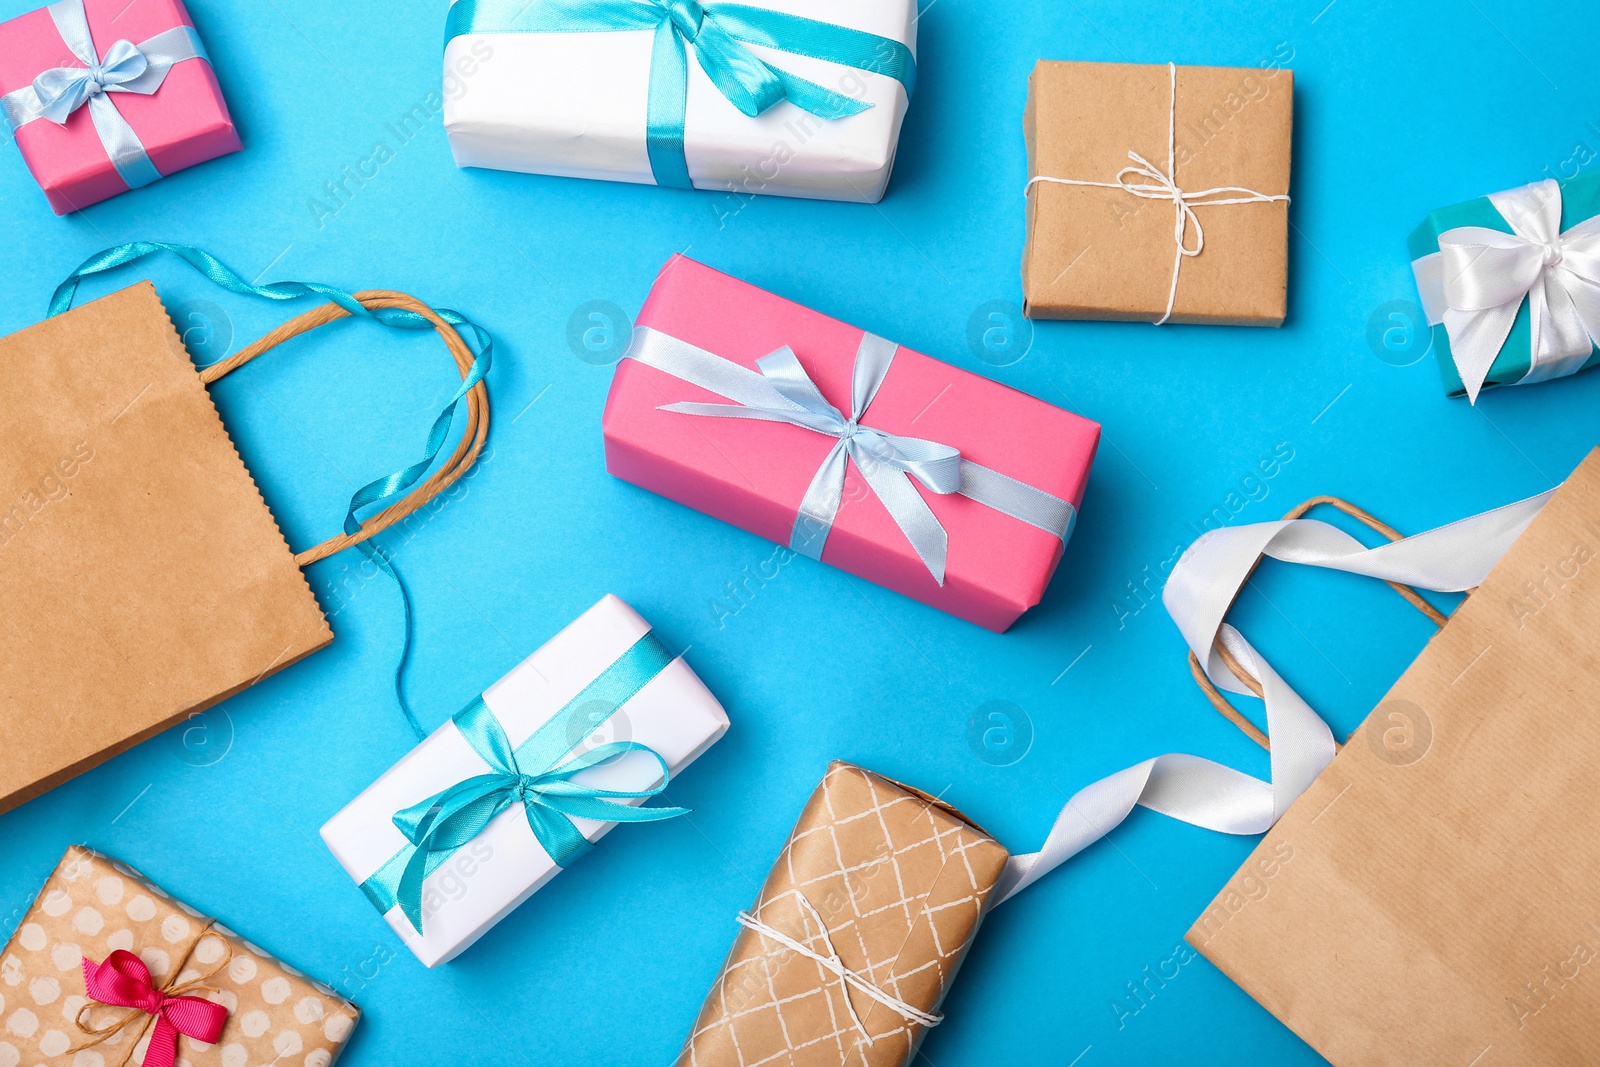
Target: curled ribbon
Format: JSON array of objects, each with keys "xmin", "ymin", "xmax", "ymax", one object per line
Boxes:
[
  {"xmin": 626, "ymin": 326, "xmax": 1078, "ymax": 586},
  {"xmin": 76, "ymin": 950, "xmax": 229, "ymax": 1067},
  {"xmin": 0, "ymin": 0, "xmax": 212, "ymax": 190},
  {"xmin": 1025, "ymin": 62, "xmax": 1290, "ymax": 325},
  {"xmin": 392, "ymin": 696, "xmax": 688, "ymax": 933},
  {"xmin": 1414, "ymin": 178, "xmax": 1600, "ymax": 402},
  {"xmin": 443, "ymin": 0, "xmax": 916, "ymax": 190}
]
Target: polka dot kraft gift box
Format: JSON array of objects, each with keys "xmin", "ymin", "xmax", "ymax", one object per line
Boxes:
[{"xmin": 0, "ymin": 846, "xmax": 359, "ymax": 1067}]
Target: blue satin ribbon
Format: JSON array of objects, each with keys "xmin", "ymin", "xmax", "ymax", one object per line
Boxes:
[
  {"xmin": 359, "ymin": 630, "xmax": 688, "ymax": 933},
  {"xmin": 48, "ymin": 242, "xmax": 494, "ymax": 744},
  {"xmin": 443, "ymin": 0, "xmax": 916, "ymax": 190},
  {"xmin": 0, "ymin": 0, "xmax": 212, "ymax": 191}
]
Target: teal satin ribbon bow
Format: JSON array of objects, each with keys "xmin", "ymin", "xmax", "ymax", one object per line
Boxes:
[
  {"xmin": 391, "ymin": 696, "xmax": 686, "ymax": 933},
  {"xmin": 443, "ymin": 0, "xmax": 916, "ymax": 189},
  {"xmin": 360, "ymin": 629, "xmax": 689, "ymax": 933},
  {"xmin": 48, "ymin": 242, "xmax": 493, "ymax": 743}
]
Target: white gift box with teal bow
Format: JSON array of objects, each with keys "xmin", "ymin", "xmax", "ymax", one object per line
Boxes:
[
  {"xmin": 1409, "ymin": 172, "xmax": 1600, "ymax": 402},
  {"xmin": 320, "ymin": 594, "xmax": 729, "ymax": 966},
  {"xmin": 441, "ymin": 0, "xmax": 917, "ymax": 201}
]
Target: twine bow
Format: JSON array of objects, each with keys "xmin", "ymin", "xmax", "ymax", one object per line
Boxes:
[
  {"xmin": 736, "ymin": 893, "xmax": 943, "ymax": 1046},
  {"xmin": 1025, "ymin": 62, "xmax": 1291, "ymax": 324},
  {"xmin": 74, "ymin": 948, "xmax": 229, "ymax": 1067}
]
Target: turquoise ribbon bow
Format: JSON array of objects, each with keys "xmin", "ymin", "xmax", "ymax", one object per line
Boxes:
[
  {"xmin": 443, "ymin": 0, "xmax": 916, "ymax": 189},
  {"xmin": 48, "ymin": 243, "xmax": 493, "ymax": 743},
  {"xmin": 360, "ymin": 630, "xmax": 690, "ymax": 934},
  {"xmin": 0, "ymin": 0, "xmax": 212, "ymax": 190}
]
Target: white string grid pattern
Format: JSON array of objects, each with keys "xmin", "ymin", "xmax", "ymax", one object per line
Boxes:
[{"xmin": 679, "ymin": 765, "xmax": 1004, "ymax": 1067}]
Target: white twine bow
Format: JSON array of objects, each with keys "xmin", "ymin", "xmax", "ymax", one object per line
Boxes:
[
  {"xmin": 736, "ymin": 892, "xmax": 942, "ymax": 1045},
  {"xmin": 1025, "ymin": 62, "xmax": 1290, "ymax": 325},
  {"xmin": 994, "ymin": 484, "xmax": 1555, "ymax": 904},
  {"xmin": 1415, "ymin": 179, "xmax": 1600, "ymax": 403}
]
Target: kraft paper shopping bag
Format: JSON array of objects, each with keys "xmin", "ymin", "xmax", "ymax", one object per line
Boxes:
[{"xmin": 0, "ymin": 252, "xmax": 490, "ymax": 814}]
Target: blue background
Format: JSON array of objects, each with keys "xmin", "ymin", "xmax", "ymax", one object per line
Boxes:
[{"xmin": 2, "ymin": 0, "xmax": 1597, "ymax": 1064}]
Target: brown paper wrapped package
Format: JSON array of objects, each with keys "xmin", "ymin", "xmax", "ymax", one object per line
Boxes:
[
  {"xmin": 676, "ymin": 762, "xmax": 1009, "ymax": 1067},
  {"xmin": 1023, "ymin": 60, "xmax": 1293, "ymax": 325},
  {"xmin": 0, "ymin": 283, "xmax": 331, "ymax": 814},
  {"xmin": 1190, "ymin": 447, "xmax": 1600, "ymax": 1065},
  {"xmin": 0, "ymin": 846, "xmax": 359, "ymax": 1066}
]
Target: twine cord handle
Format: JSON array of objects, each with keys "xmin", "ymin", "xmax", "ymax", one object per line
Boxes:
[{"xmin": 199, "ymin": 289, "xmax": 491, "ymax": 567}]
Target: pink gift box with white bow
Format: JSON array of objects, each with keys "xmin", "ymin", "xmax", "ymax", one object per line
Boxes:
[
  {"xmin": 0, "ymin": 0, "xmax": 238, "ymax": 213},
  {"xmin": 603, "ymin": 256, "xmax": 1101, "ymax": 631}
]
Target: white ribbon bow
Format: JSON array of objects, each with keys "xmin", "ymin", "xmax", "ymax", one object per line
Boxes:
[
  {"xmin": 1423, "ymin": 179, "xmax": 1600, "ymax": 402},
  {"xmin": 994, "ymin": 485, "xmax": 1555, "ymax": 904},
  {"xmin": 32, "ymin": 36, "xmax": 156, "ymax": 123},
  {"xmin": 624, "ymin": 325, "xmax": 1080, "ymax": 587}
]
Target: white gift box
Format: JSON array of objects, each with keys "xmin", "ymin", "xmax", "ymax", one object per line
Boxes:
[
  {"xmin": 442, "ymin": 0, "xmax": 918, "ymax": 203},
  {"xmin": 320, "ymin": 594, "xmax": 729, "ymax": 966}
]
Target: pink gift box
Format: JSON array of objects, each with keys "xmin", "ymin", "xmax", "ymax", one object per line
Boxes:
[
  {"xmin": 603, "ymin": 256, "xmax": 1101, "ymax": 631},
  {"xmin": 0, "ymin": 0, "xmax": 238, "ymax": 213}
]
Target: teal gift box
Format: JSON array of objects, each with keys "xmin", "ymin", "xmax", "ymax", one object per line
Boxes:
[{"xmin": 1408, "ymin": 171, "xmax": 1600, "ymax": 401}]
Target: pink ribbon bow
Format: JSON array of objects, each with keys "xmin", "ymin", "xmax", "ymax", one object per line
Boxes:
[{"xmin": 81, "ymin": 951, "xmax": 229, "ymax": 1067}]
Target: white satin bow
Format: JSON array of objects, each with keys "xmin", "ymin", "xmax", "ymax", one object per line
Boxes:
[
  {"xmin": 1434, "ymin": 179, "xmax": 1600, "ymax": 402},
  {"xmin": 32, "ymin": 37, "xmax": 155, "ymax": 124}
]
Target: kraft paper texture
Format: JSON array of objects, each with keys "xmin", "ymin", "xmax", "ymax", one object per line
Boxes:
[
  {"xmin": 0, "ymin": 847, "xmax": 358, "ymax": 1066},
  {"xmin": 1023, "ymin": 60, "xmax": 1293, "ymax": 325},
  {"xmin": 0, "ymin": 282, "xmax": 332, "ymax": 814},
  {"xmin": 1191, "ymin": 447, "xmax": 1600, "ymax": 1064},
  {"xmin": 677, "ymin": 762, "xmax": 1009, "ymax": 1067}
]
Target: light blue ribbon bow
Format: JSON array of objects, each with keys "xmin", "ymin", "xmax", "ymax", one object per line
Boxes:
[
  {"xmin": 0, "ymin": 0, "xmax": 211, "ymax": 190},
  {"xmin": 443, "ymin": 0, "xmax": 916, "ymax": 190},
  {"xmin": 360, "ymin": 630, "xmax": 689, "ymax": 934},
  {"xmin": 626, "ymin": 327, "xmax": 1080, "ymax": 585}
]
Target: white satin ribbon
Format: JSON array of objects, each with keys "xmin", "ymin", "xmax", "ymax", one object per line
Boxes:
[
  {"xmin": 1024, "ymin": 62, "xmax": 1290, "ymax": 325},
  {"xmin": 0, "ymin": 0, "xmax": 209, "ymax": 190},
  {"xmin": 994, "ymin": 485, "xmax": 1555, "ymax": 904},
  {"xmin": 625, "ymin": 325, "xmax": 1078, "ymax": 586},
  {"xmin": 1411, "ymin": 179, "xmax": 1600, "ymax": 402}
]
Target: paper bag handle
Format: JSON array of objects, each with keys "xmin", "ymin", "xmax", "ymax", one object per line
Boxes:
[
  {"xmin": 1186, "ymin": 495, "xmax": 1449, "ymax": 751},
  {"xmin": 48, "ymin": 243, "xmax": 496, "ymax": 742},
  {"xmin": 994, "ymin": 484, "xmax": 1556, "ymax": 905},
  {"xmin": 197, "ymin": 290, "xmax": 490, "ymax": 566}
]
